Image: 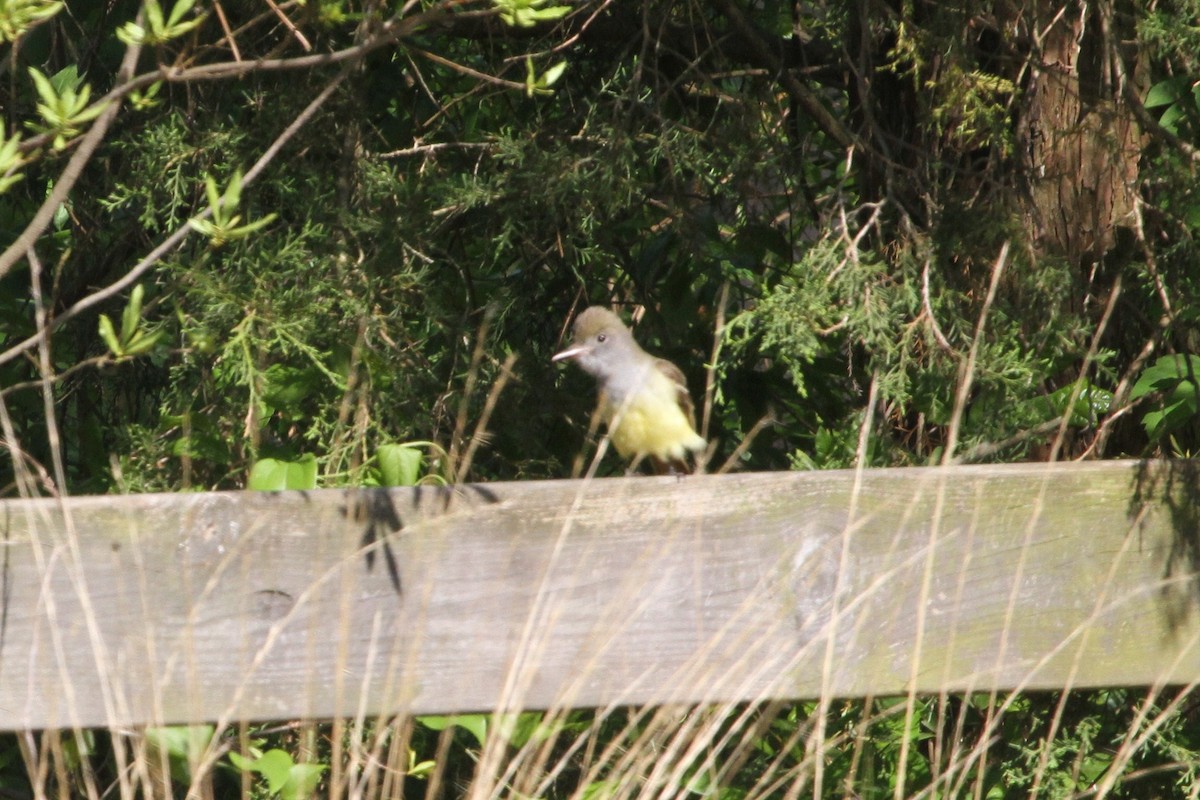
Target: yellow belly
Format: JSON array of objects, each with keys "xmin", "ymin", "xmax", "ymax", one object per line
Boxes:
[{"xmin": 604, "ymin": 389, "xmax": 706, "ymax": 462}]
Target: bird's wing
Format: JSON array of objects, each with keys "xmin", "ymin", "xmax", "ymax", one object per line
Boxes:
[{"xmin": 653, "ymin": 357, "xmax": 697, "ymax": 428}]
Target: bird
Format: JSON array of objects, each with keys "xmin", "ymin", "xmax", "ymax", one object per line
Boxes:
[{"xmin": 552, "ymin": 305, "xmax": 706, "ymax": 474}]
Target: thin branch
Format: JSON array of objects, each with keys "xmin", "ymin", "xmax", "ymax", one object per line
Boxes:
[
  {"xmin": 1048, "ymin": 273, "xmax": 1121, "ymax": 462},
  {"xmin": 941, "ymin": 241, "xmax": 1010, "ymax": 464},
  {"xmin": 714, "ymin": 0, "xmax": 855, "ymax": 149},
  {"xmin": 700, "ymin": 281, "xmax": 729, "ymax": 442},
  {"xmin": 455, "ymin": 353, "xmax": 518, "ymax": 484},
  {"xmin": 447, "ymin": 308, "xmax": 494, "ymax": 479},
  {"xmin": 0, "ymin": 354, "xmax": 112, "ymax": 400},
  {"xmin": 379, "ymin": 141, "xmax": 496, "ymax": 158},
  {"xmin": 212, "ymin": 0, "xmax": 243, "ymax": 62},
  {"xmin": 949, "ymin": 417, "xmax": 1066, "ymax": 465},
  {"xmin": 0, "ymin": 38, "xmax": 143, "ymax": 281},
  {"xmin": 13, "ymin": 2, "xmax": 496, "ymax": 157},
  {"xmin": 263, "ymin": 0, "xmax": 312, "ymax": 52},
  {"xmin": 409, "ymin": 46, "xmax": 526, "ymax": 90},
  {"xmin": 28, "ymin": 248, "xmax": 66, "ymax": 495},
  {"xmin": 0, "ymin": 68, "xmax": 350, "ymax": 369},
  {"xmin": 714, "ymin": 412, "xmax": 775, "ymax": 474},
  {"xmin": 922, "ymin": 258, "xmax": 955, "ymax": 353}
]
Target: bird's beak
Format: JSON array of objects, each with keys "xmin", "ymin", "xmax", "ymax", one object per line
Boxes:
[{"xmin": 552, "ymin": 344, "xmax": 587, "ymax": 362}]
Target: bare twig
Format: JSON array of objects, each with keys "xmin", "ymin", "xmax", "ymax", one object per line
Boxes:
[
  {"xmin": 0, "ymin": 37, "xmax": 143, "ymax": 281},
  {"xmin": 941, "ymin": 241, "xmax": 1010, "ymax": 464},
  {"xmin": 27, "ymin": 248, "xmax": 65, "ymax": 495},
  {"xmin": 380, "ymin": 141, "xmax": 496, "ymax": 158},
  {"xmin": 447, "ymin": 308, "xmax": 494, "ymax": 479},
  {"xmin": 0, "ymin": 68, "xmax": 350, "ymax": 370},
  {"xmin": 212, "ymin": 0, "xmax": 243, "ymax": 61},
  {"xmin": 455, "ymin": 353, "xmax": 518, "ymax": 484},
  {"xmin": 922, "ymin": 258, "xmax": 955, "ymax": 353},
  {"xmin": 701, "ymin": 281, "xmax": 729, "ymax": 441},
  {"xmin": 263, "ymin": 0, "xmax": 313, "ymax": 51},
  {"xmin": 1048, "ymin": 274, "xmax": 1121, "ymax": 462},
  {"xmin": 714, "ymin": 412, "xmax": 774, "ymax": 474},
  {"xmin": 409, "ymin": 46, "xmax": 526, "ymax": 90}
]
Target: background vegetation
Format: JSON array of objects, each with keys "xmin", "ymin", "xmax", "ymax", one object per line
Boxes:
[{"xmin": 4, "ymin": 0, "xmax": 1200, "ymax": 796}]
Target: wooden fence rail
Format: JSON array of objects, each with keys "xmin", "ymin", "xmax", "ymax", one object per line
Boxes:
[{"xmin": 1, "ymin": 460, "xmax": 1198, "ymax": 730}]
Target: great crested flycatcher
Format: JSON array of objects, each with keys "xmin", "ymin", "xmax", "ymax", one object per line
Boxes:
[{"xmin": 553, "ymin": 306, "xmax": 706, "ymax": 473}]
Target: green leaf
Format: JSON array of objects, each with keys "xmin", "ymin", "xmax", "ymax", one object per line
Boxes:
[
  {"xmin": 190, "ymin": 170, "xmax": 275, "ymax": 245},
  {"xmin": 419, "ymin": 714, "xmax": 488, "ymax": 747},
  {"xmin": 116, "ymin": 22, "xmax": 146, "ymax": 45},
  {"xmin": 229, "ymin": 748, "xmax": 294, "ymax": 794},
  {"xmin": 203, "ymin": 173, "xmax": 222, "ymax": 213},
  {"xmin": 377, "ymin": 443, "xmax": 423, "ymax": 486},
  {"xmin": 130, "ymin": 81, "xmax": 163, "ymax": 110},
  {"xmin": 122, "ymin": 283, "xmax": 145, "ymax": 343},
  {"xmin": 1039, "ymin": 382, "xmax": 1114, "ymax": 426},
  {"xmin": 122, "ymin": 329, "xmax": 165, "ymax": 356},
  {"xmin": 261, "ymin": 364, "xmax": 320, "ymax": 413},
  {"xmin": 98, "ymin": 314, "xmax": 123, "ymax": 356},
  {"xmin": 144, "ymin": 0, "xmax": 165, "ymax": 32},
  {"xmin": 143, "ymin": 725, "xmax": 214, "ymax": 761},
  {"xmin": 406, "ymin": 749, "xmax": 436, "ymax": 778},
  {"xmin": 1130, "ymin": 354, "xmax": 1200, "ymax": 400},
  {"xmin": 540, "ymin": 60, "xmax": 567, "ymax": 89},
  {"xmin": 25, "ymin": 65, "xmax": 108, "ymax": 148},
  {"xmin": 223, "ymin": 168, "xmax": 244, "ymax": 210},
  {"xmin": 227, "ymin": 747, "xmax": 328, "ymax": 800},
  {"xmin": 248, "ymin": 455, "xmax": 318, "ymax": 491},
  {"xmin": 119, "ymin": 0, "xmax": 205, "ymax": 45},
  {"xmin": 0, "ymin": 0, "xmax": 63, "ymax": 44},
  {"xmin": 1145, "ymin": 76, "xmax": 1189, "ymax": 108},
  {"xmin": 47, "ymin": 64, "xmax": 83, "ymax": 94},
  {"xmin": 1159, "ymin": 101, "xmax": 1192, "ymax": 134},
  {"xmin": 28, "ymin": 67, "xmax": 56, "ymax": 105},
  {"xmin": 280, "ymin": 761, "xmax": 326, "ymax": 800}
]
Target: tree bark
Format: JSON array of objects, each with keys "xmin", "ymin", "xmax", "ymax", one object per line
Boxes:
[{"xmin": 1020, "ymin": 1, "xmax": 1144, "ymax": 268}]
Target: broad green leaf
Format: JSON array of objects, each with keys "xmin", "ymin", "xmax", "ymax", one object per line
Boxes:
[
  {"xmin": 1145, "ymin": 77, "xmax": 1189, "ymax": 108},
  {"xmin": 248, "ymin": 455, "xmax": 318, "ymax": 491},
  {"xmin": 143, "ymin": 725, "xmax": 214, "ymax": 761},
  {"xmin": 378, "ymin": 443, "xmax": 422, "ymax": 486},
  {"xmin": 204, "ymin": 173, "xmax": 221, "ymax": 211},
  {"xmin": 47, "ymin": 64, "xmax": 83, "ymax": 94},
  {"xmin": 144, "ymin": 0, "xmax": 165, "ymax": 31},
  {"xmin": 1159, "ymin": 101, "xmax": 1191, "ymax": 134},
  {"xmin": 229, "ymin": 748, "xmax": 294, "ymax": 794},
  {"xmin": 280, "ymin": 761, "xmax": 326, "ymax": 800},
  {"xmin": 419, "ymin": 714, "xmax": 488, "ymax": 747},
  {"xmin": 1130, "ymin": 354, "xmax": 1200, "ymax": 400}
]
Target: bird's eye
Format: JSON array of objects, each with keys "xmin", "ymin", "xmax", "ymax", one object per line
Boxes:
[{"xmin": 596, "ymin": 333, "xmax": 607, "ymax": 343}]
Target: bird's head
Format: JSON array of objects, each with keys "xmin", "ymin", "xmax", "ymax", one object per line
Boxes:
[{"xmin": 552, "ymin": 306, "xmax": 639, "ymax": 383}]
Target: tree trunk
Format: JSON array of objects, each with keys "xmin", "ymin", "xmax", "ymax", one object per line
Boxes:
[{"xmin": 1020, "ymin": 1, "xmax": 1144, "ymax": 268}]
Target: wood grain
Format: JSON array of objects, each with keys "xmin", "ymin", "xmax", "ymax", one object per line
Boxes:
[{"xmin": 0, "ymin": 460, "xmax": 1197, "ymax": 729}]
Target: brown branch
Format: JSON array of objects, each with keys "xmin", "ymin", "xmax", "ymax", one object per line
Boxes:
[
  {"xmin": 0, "ymin": 69, "xmax": 351, "ymax": 369},
  {"xmin": 409, "ymin": 46, "xmax": 526, "ymax": 91},
  {"xmin": 714, "ymin": 0, "xmax": 855, "ymax": 149},
  {"xmin": 212, "ymin": 0, "xmax": 243, "ymax": 62},
  {"xmin": 263, "ymin": 0, "xmax": 312, "ymax": 52},
  {"xmin": 0, "ymin": 38, "xmax": 143, "ymax": 281}
]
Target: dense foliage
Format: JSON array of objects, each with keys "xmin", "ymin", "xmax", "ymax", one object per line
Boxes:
[{"xmin": 5, "ymin": 0, "xmax": 1200, "ymax": 797}]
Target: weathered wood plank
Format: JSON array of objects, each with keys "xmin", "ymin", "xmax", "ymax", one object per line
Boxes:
[{"xmin": 0, "ymin": 460, "xmax": 1197, "ymax": 729}]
